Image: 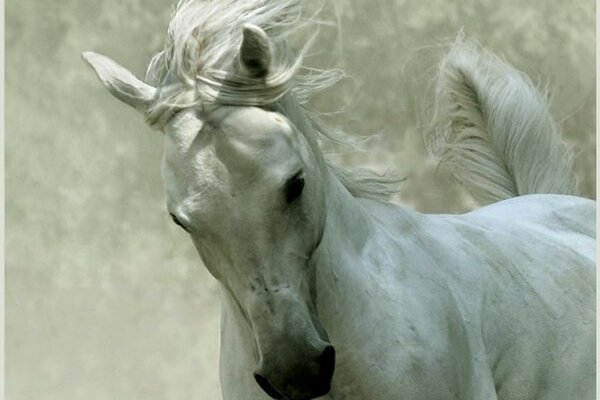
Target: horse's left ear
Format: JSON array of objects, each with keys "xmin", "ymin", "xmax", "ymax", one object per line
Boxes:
[
  {"xmin": 82, "ymin": 51, "xmax": 156, "ymax": 113},
  {"xmin": 239, "ymin": 24, "xmax": 272, "ymax": 78}
]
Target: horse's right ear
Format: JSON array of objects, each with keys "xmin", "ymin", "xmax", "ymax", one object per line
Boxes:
[
  {"xmin": 82, "ymin": 51, "xmax": 156, "ymax": 113},
  {"xmin": 238, "ymin": 24, "xmax": 272, "ymax": 78}
]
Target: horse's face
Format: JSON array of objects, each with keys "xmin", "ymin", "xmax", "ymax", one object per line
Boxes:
[
  {"xmin": 162, "ymin": 105, "xmax": 333, "ymax": 399},
  {"xmin": 83, "ymin": 24, "xmax": 334, "ymax": 400}
]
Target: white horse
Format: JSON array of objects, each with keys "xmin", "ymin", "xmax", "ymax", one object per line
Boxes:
[{"xmin": 83, "ymin": 1, "xmax": 595, "ymax": 399}]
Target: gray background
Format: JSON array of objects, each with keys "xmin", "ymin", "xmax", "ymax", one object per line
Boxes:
[{"xmin": 7, "ymin": 1, "xmax": 595, "ymax": 399}]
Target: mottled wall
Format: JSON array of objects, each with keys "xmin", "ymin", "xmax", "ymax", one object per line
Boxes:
[{"xmin": 6, "ymin": 1, "xmax": 594, "ymax": 399}]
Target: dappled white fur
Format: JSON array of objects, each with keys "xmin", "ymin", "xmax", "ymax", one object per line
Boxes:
[{"xmin": 428, "ymin": 37, "xmax": 576, "ymax": 205}]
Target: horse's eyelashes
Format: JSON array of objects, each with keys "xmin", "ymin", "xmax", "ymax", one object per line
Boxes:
[{"xmin": 284, "ymin": 171, "xmax": 305, "ymax": 203}]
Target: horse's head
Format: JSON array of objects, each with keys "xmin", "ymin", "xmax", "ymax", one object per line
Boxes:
[
  {"xmin": 84, "ymin": 24, "xmax": 334, "ymax": 400},
  {"xmin": 162, "ymin": 104, "xmax": 333, "ymax": 399}
]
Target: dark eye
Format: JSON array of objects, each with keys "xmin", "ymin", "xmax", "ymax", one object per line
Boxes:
[
  {"xmin": 170, "ymin": 213, "xmax": 190, "ymax": 232},
  {"xmin": 284, "ymin": 171, "xmax": 305, "ymax": 203}
]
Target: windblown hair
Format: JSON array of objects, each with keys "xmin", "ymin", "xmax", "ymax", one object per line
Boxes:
[
  {"xmin": 427, "ymin": 37, "xmax": 577, "ymax": 205},
  {"xmin": 144, "ymin": 0, "xmax": 402, "ymax": 200}
]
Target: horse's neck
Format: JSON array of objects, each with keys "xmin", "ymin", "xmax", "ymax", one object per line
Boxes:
[
  {"xmin": 317, "ymin": 171, "xmax": 375, "ymax": 255},
  {"xmin": 310, "ymin": 170, "xmax": 419, "ymax": 323},
  {"xmin": 311, "ymin": 172, "xmax": 368, "ymax": 289}
]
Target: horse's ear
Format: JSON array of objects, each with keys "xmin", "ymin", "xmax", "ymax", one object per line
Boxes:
[
  {"xmin": 82, "ymin": 51, "xmax": 156, "ymax": 113},
  {"xmin": 239, "ymin": 24, "xmax": 272, "ymax": 78}
]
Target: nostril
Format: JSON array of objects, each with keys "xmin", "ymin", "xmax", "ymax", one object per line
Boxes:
[
  {"xmin": 318, "ymin": 345, "xmax": 336, "ymax": 384},
  {"xmin": 320, "ymin": 345, "xmax": 336, "ymax": 372},
  {"xmin": 254, "ymin": 373, "xmax": 283, "ymax": 400}
]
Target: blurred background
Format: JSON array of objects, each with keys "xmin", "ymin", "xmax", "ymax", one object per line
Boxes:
[{"xmin": 6, "ymin": 0, "xmax": 595, "ymax": 399}]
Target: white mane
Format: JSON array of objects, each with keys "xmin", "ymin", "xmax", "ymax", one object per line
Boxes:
[{"xmin": 143, "ymin": 0, "xmax": 402, "ymax": 201}]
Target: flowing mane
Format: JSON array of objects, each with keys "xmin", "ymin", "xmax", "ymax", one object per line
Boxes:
[{"xmin": 144, "ymin": 0, "xmax": 402, "ymax": 200}]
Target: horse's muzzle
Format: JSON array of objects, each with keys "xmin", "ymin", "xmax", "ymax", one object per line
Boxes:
[{"xmin": 254, "ymin": 344, "xmax": 335, "ymax": 400}]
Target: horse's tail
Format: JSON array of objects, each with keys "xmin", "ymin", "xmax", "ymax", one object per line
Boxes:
[{"xmin": 427, "ymin": 38, "xmax": 577, "ymax": 205}]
